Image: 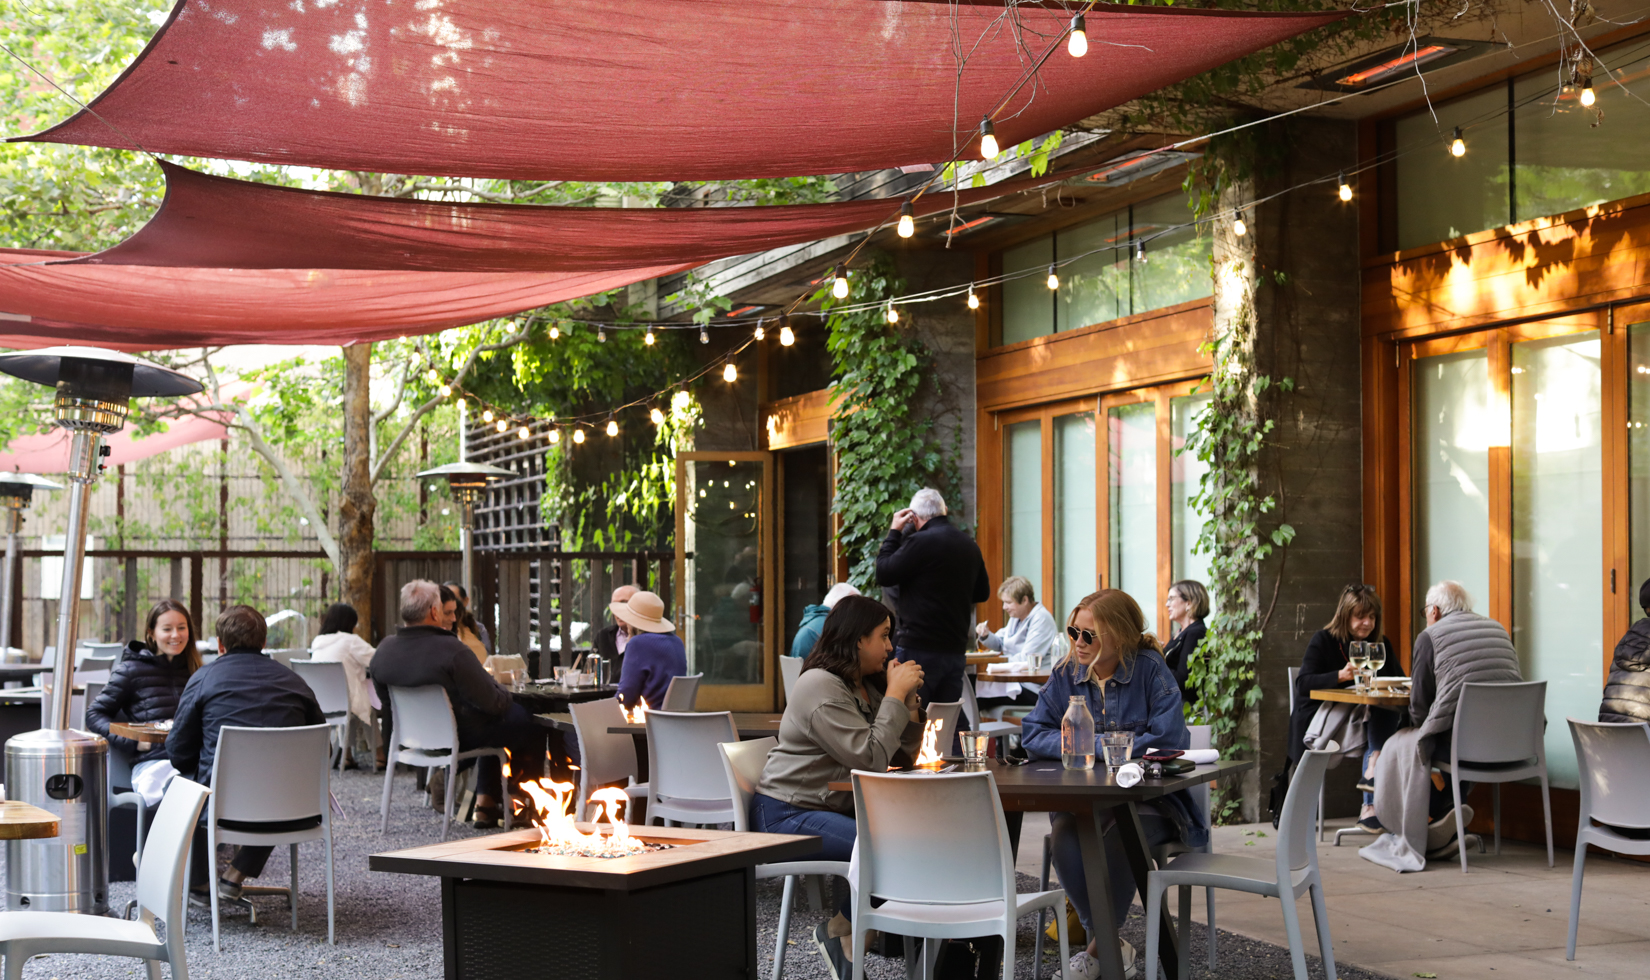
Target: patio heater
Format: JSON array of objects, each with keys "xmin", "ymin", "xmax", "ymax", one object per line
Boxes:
[
  {"xmin": 0, "ymin": 346, "xmax": 200, "ymax": 913},
  {"xmin": 417, "ymin": 461, "xmax": 513, "ymax": 600},
  {"xmin": 0, "ymin": 473, "xmax": 62, "ymax": 660}
]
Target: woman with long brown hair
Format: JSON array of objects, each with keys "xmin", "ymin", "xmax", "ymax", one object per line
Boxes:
[
  {"xmin": 86, "ymin": 598, "xmax": 202, "ymax": 805},
  {"xmin": 1020, "ymin": 590, "xmax": 1204, "ymax": 980}
]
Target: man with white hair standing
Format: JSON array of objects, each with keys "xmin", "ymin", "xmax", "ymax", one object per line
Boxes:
[{"xmin": 875, "ymin": 488, "xmax": 991, "ymax": 705}]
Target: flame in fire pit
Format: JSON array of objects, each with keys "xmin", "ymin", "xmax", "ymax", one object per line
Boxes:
[
  {"xmin": 625, "ymin": 697, "xmax": 649, "ymax": 724},
  {"xmin": 914, "ymin": 718, "xmax": 944, "ymax": 766},
  {"xmin": 519, "ymin": 778, "xmax": 648, "ymax": 858}
]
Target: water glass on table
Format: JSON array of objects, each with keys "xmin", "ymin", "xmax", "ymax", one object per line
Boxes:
[
  {"xmin": 1100, "ymin": 730, "xmax": 1135, "ymax": 773},
  {"xmin": 958, "ymin": 730, "xmax": 990, "ymax": 767}
]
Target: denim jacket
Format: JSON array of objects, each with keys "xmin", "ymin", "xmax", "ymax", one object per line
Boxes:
[{"xmin": 1020, "ymin": 647, "xmax": 1209, "ymax": 848}]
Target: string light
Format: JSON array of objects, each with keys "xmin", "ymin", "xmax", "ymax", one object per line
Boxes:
[
  {"xmin": 753, "ymin": 320, "xmax": 765, "ymax": 341},
  {"xmin": 573, "ymin": 428, "xmax": 585, "ymax": 444},
  {"xmin": 605, "ymin": 418, "xmax": 619, "ymax": 437},
  {"xmin": 832, "ymin": 263, "xmax": 850, "ymax": 299},
  {"xmin": 425, "ymin": 368, "xmax": 440, "ymax": 385},
  {"xmin": 779, "ymin": 314, "xmax": 795, "ymax": 346},
  {"xmin": 1338, "ymin": 172, "xmax": 1353, "ymax": 202},
  {"xmin": 548, "ymin": 428, "xmax": 561, "ymax": 444},
  {"xmin": 1046, "ymin": 265, "xmax": 1059, "ymax": 290},
  {"xmin": 1068, "ymin": 14, "xmax": 1088, "ymax": 58},
  {"xmin": 1233, "ymin": 212, "xmax": 1248, "ymax": 238},
  {"xmin": 967, "ymin": 284, "xmax": 980, "ymax": 310},
  {"xmin": 979, "ymin": 116, "xmax": 999, "ymax": 161},
  {"xmin": 723, "ymin": 361, "xmax": 738, "ymax": 382},
  {"xmin": 1581, "ymin": 78, "xmax": 1596, "ymax": 107},
  {"xmin": 597, "ymin": 327, "xmax": 606, "ymax": 343},
  {"xmin": 651, "ymin": 407, "xmax": 666, "ymax": 425},
  {"xmin": 700, "ymin": 326, "xmax": 710, "ymax": 345},
  {"xmin": 886, "ymin": 304, "xmax": 899, "ymax": 324},
  {"xmin": 897, "ymin": 201, "xmax": 915, "ymax": 238},
  {"xmin": 1450, "ymin": 127, "xmax": 1466, "ymax": 157},
  {"xmin": 482, "ymin": 409, "xmax": 494, "ymax": 423},
  {"xmin": 437, "ymin": 384, "xmax": 451, "ymax": 398},
  {"xmin": 644, "ymin": 328, "xmax": 655, "ymax": 345},
  {"xmin": 1135, "ymin": 240, "xmax": 1147, "ymax": 264},
  {"xmin": 496, "ymin": 419, "xmax": 507, "ymax": 433},
  {"xmin": 517, "ymin": 425, "xmax": 531, "ymax": 440}
]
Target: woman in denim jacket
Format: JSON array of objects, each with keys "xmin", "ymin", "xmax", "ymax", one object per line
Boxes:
[{"xmin": 1020, "ymin": 589, "xmax": 1207, "ymax": 980}]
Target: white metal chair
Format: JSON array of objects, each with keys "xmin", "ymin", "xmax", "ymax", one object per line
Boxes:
[
  {"xmin": 644, "ymin": 709, "xmax": 738, "ymax": 826},
  {"xmin": 100, "ymin": 695, "xmax": 147, "ymax": 882},
  {"xmin": 662, "ymin": 673, "xmax": 703, "ymax": 710},
  {"xmin": 960, "ymin": 673, "xmax": 1019, "ymax": 750},
  {"xmin": 1287, "ymin": 666, "xmax": 1349, "ymax": 842},
  {"xmin": 1566, "ymin": 718, "xmax": 1650, "ymax": 959},
  {"xmin": 380, "ymin": 686, "xmax": 511, "ymax": 840},
  {"xmin": 568, "ymin": 698, "xmax": 648, "ymax": 821},
  {"xmin": 1438, "ymin": 680, "xmax": 1552, "ymax": 872},
  {"xmin": 926, "ymin": 700, "xmax": 964, "ymax": 759},
  {"xmin": 289, "ymin": 660, "xmax": 353, "ymax": 770},
  {"xmin": 850, "ymin": 768, "xmax": 1070, "ymax": 980},
  {"xmin": 1145, "ymin": 744, "xmax": 1342, "ymax": 980},
  {"xmin": 780, "ymin": 657, "xmax": 803, "ymax": 700},
  {"xmin": 720, "ymin": 737, "xmax": 850, "ymax": 980},
  {"xmin": 206, "ymin": 724, "xmax": 335, "ymax": 950},
  {"xmin": 0, "ymin": 777, "xmax": 209, "ymax": 980}
]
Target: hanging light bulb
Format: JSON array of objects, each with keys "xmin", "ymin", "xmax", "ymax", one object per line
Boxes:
[
  {"xmin": 779, "ymin": 314, "xmax": 795, "ymax": 346},
  {"xmin": 1135, "ymin": 240, "xmax": 1147, "ymax": 265},
  {"xmin": 832, "ymin": 263, "xmax": 850, "ymax": 299},
  {"xmin": 548, "ymin": 428, "xmax": 561, "ymax": 444},
  {"xmin": 700, "ymin": 325, "xmax": 710, "ymax": 345},
  {"xmin": 482, "ymin": 409, "xmax": 494, "ymax": 423},
  {"xmin": 573, "ymin": 428, "xmax": 585, "ymax": 444},
  {"xmin": 425, "ymin": 368, "xmax": 439, "ymax": 385},
  {"xmin": 979, "ymin": 116, "xmax": 999, "ymax": 161},
  {"xmin": 597, "ymin": 327, "xmax": 607, "ymax": 343},
  {"xmin": 1581, "ymin": 78, "xmax": 1596, "ymax": 107},
  {"xmin": 967, "ymin": 284, "xmax": 980, "ymax": 310},
  {"xmin": 1046, "ymin": 265, "xmax": 1059, "ymax": 290},
  {"xmin": 1338, "ymin": 172, "xmax": 1353, "ymax": 202},
  {"xmin": 672, "ymin": 390, "xmax": 691, "ymax": 410},
  {"xmin": 549, "ymin": 324, "xmax": 560, "ymax": 340},
  {"xmin": 517, "ymin": 425, "xmax": 531, "ymax": 440},
  {"xmin": 1068, "ymin": 14, "xmax": 1088, "ymax": 58},
  {"xmin": 650, "ymin": 407, "xmax": 666, "ymax": 426},
  {"xmin": 886, "ymin": 304, "xmax": 899, "ymax": 324},
  {"xmin": 897, "ymin": 200, "xmax": 915, "ymax": 238},
  {"xmin": 644, "ymin": 329, "xmax": 655, "ymax": 346},
  {"xmin": 1233, "ymin": 212, "xmax": 1248, "ymax": 238},
  {"xmin": 723, "ymin": 361, "xmax": 738, "ymax": 382},
  {"xmin": 606, "ymin": 419, "xmax": 619, "ymax": 437},
  {"xmin": 1450, "ymin": 127, "xmax": 1466, "ymax": 157},
  {"xmin": 754, "ymin": 320, "xmax": 765, "ymax": 341},
  {"xmin": 437, "ymin": 384, "xmax": 451, "ymax": 398},
  {"xmin": 496, "ymin": 419, "xmax": 507, "ymax": 433}
]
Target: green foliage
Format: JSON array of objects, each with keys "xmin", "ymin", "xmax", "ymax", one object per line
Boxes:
[{"xmin": 820, "ymin": 253, "xmax": 962, "ymax": 592}]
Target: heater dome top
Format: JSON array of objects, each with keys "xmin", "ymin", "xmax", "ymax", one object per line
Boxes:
[
  {"xmin": 0, "ymin": 473, "xmax": 63, "ymax": 493},
  {"xmin": 417, "ymin": 462, "xmax": 514, "ymax": 489},
  {"xmin": 0, "ymin": 346, "xmax": 202, "ymax": 399}
]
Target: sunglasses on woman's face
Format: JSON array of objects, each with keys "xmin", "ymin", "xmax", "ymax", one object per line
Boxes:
[{"xmin": 1066, "ymin": 626, "xmax": 1097, "ymax": 646}]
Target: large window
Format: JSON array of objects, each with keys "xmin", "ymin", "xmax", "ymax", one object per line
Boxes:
[
  {"xmin": 1108, "ymin": 401, "xmax": 1157, "ymax": 609},
  {"xmin": 1392, "ymin": 35, "xmax": 1650, "ymax": 251},
  {"xmin": 1170, "ymin": 393, "xmax": 1215, "ymax": 601},
  {"xmin": 1412, "ymin": 349, "xmax": 1492, "ymax": 616},
  {"xmin": 999, "ymin": 192, "xmax": 1211, "ymax": 346}
]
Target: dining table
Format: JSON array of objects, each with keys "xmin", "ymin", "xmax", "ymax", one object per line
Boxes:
[
  {"xmin": 511, "ymin": 682, "xmax": 619, "ymax": 716},
  {"xmin": 0, "ymin": 800, "xmax": 59, "ymax": 840},
  {"xmin": 536, "ymin": 711, "xmax": 784, "ymax": 740},
  {"xmin": 1309, "ymin": 687, "xmax": 1411, "ymax": 709},
  {"xmin": 828, "ymin": 756, "xmax": 1254, "ymax": 980}
]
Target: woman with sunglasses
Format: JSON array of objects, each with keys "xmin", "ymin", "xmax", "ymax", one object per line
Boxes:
[{"xmin": 1020, "ymin": 590, "xmax": 1205, "ymax": 980}]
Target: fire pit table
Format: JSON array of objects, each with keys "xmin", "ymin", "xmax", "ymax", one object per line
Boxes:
[{"xmin": 371, "ymin": 824, "xmax": 817, "ymax": 979}]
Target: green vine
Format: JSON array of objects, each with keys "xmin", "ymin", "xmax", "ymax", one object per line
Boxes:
[{"xmin": 817, "ymin": 253, "xmax": 963, "ymax": 593}]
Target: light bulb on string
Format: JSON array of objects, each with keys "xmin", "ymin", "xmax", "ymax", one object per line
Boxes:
[
  {"xmin": 573, "ymin": 428, "xmax": 585, "ymax": 444},
  {"xmin": 482, "ymin": 409, "xmax": 494, "ymax": 423},
  {"xmin": 437, "ymin": 384, "xmax": 451, "ymax": 398},
  {"xmin": 495, "ymin": 419, "xmax": 507, "ymax": 433},
  {"xmin": 1338, "ymin": 173, "xmax": 1353, "ymax": 202},
  {"xmin": 886, "ymin": 304, "xmax": 899, "ymax": 324},
  {"xmin": 606, "ymin": 419, "xmax": 619, "ymax": 437},
  {"xmin": 650, "ymin": 407, "xmax": 666, "ymax": 426},
  {"xmin": 832, "ymin": 264, "xmax": 850, "ymax": 299},
  {"xmin": 779, "ymin": 314, "xmax": 795, "ymax": 346},
  {"xmin": 1046, "ymin": 265, "xmax": 1059, "ymax": 290},
  {"xmin": 967, "ymin": 284, "xmax": 980, "ymax": 310},
  {"xmin": 979, "ymin": 116, "xmax": 999, "ymax": 161},
  {"xmin": 597, "ymin": 327, "xmax": 606, "ymax": 343},
  {"xmin": 549, "ymin": 324, "xmax": 560, "ymax": 340},
  {"xmin": 897, "ymin": 201, "xmax": 915, "ymax": 238},
  {"xmin": 700, "ymin": 326, "xmax": 710, "ymax": 345},
  {"xmin": 644, "ymin": 329, "xmax": 655, "ymax": 346},
  {"xmin": 425, "ymin": 368, "xmax": 440, "ymax": 385},
  {"xmin": 754, "ymin": 319, "xmax": 765, "ymax": 341},
  {"xmin": 1068, "ymin": 14, "xmax": 1087, "ymax": 58},
  {"xmin": 1233, "ymin": 212, "xmax": 1248, "ymax": 238},
  {"xmin": 1450, "ymin": 127, "xmax": 1466, "ymax": 157},
  {"xmin": 1581, "ymin": 78, "xmax": 1596, "ymax": 107},
  {"xmin": 517, "ymin": 425, "xmax": 531, "ymax": 440},
  {"xmin": 548, "ymin": 428, "xmax": 561, "ymax": 445},
  {"xmin": 1135, "ymin": 240, "xmax": 1147, "ymax": 265},
  {"xmin": 723, "ymin": 361, "xmax": 738, "ymax": 382}
]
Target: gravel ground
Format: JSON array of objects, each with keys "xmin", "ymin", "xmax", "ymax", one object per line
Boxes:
[{"xmin": 0, "ymin": 767, "xmax": 1394, "ymax": 979}]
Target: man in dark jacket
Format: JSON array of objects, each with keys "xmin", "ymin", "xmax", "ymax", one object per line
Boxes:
[
  {"xmin": 1601, "ymin": 578, "xmax": 1650, "ymax": 723},
  {"xmin": 166, "ymin": 604, "xmax": 325, "ymax": 900},
  {"xmin": 371, "ymin": 579, "xmax": 543, "ymax": 828},
  {"xmin": 591, "ymin": 584, "xmax": 636, "ymax": 675},
  {"xmin": 874, "ymin": 488, "xmax": 990, "ymax": 705}
]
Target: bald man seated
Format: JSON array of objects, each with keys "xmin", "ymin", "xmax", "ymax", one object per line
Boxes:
[{"xmin": 591, "ymin": 584, "xmax": 637, "ymax": 675}]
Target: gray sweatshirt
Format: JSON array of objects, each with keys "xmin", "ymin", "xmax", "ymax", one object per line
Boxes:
[{"xmin": 757, "ymin": 666, "xmax": 924, "ymax": 814}]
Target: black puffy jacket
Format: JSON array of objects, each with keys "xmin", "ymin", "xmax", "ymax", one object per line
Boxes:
[
  {"xmin": 85, "ymin": 640, "xmax": 193, "ymax": 765},
  {"xmin": 1601, "ymin": 619, "xmax": 1650, "ymax": 723}
]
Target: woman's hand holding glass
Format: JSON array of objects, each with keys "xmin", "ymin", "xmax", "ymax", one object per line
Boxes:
[{"xmin": 886, "ymin": 658, "xmax": 925, "ymax": 709}]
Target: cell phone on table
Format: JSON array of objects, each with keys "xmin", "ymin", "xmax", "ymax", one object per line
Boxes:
[{"xmin": 1142, "ymin": 750, "xmax": 1184, "ymax": 762}]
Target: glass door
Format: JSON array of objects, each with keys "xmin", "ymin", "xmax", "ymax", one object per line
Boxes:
[
  {"xmin": 996, "ymin": 400, "xmax": 1102, "ymax": 631},
  {"xmin": 674, "ymin": 451, "xmax": 775, "ymax": 710}
]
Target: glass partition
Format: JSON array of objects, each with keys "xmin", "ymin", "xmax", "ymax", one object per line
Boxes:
[
  {"xmin": 1131, "ymin": 195, "xmax": 1213, "ymax": 313},
  {"xmin": 1511, "ymin": 333, "xmax": 1602, "ymax": 788},
  {"xmin": 1412, "ymin": 349, "xmax": 1492, "ymax": 616},
  {"xmin": 1395, "ymin": 86, "xmax": 1510, "ymax": 250},
  {"xmin": 1053, "ymin": 411, "xmax": 1097, "ymax": 620},
  {"xmin": 1002, "ymin": 236, "xmax": 1054, "ymax": 345},
  {"xmin": 1108, "ymin": 401, "xmax": 1157, "ymax": 610},
  {"xmin": 1057, "ymin": 212, "xmax": 1128, "ymax": 333},
  {"xmin": 1630, "ymin": 322, "xmax": 1650, "ymax": 625},
  {"xmin": 679, "ymin": 458, "xmax": 766, "ymax": 687},
  {"xmin": 1005, "ymin": 420, "xmax": 1044, "ymax": 600},
  {"xmin": 1170, "ymin": 393, "xmax": 1214, "ymax": 607}
]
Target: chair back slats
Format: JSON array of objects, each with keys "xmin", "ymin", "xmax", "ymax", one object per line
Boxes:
[
  {"xmin": 718, "ymin": 737, "xmax": 777, "ymax": 833},
  {"xmin": 1453, "ymin": 681, "xmax": 1546, "ymax": 765},
  {"xmin": 134, "ymin": 777, "xmax": 211, "ymax": 931},
  {"xmin": 388, "ymin": 685, "xmax": 459, "ymax": 753},
  {"xmin": 852, "ymin": 770, "xmax": 1012, "ymax": 905},
  {"xmin": 1570, "ymin": 718, "xmax": 1650, "ymax": 830},
  {"xmin": 1189, "ymin": 724, "xmax": 1213, "ymax": 751},
  {"xmin": 646, "ymin": 710, "xmax": 738, "ymax": 801},
  {"xmin": 209, "ymin": 724, "xmax": 331, "ymax": 823},
  {"xmin": 780, "ymin": 657, "xmax": 803, "ymax": 699},
  {"xmin": 1279, "ymin": 745, "xmax": 1338, "ymax": 874},
  {"xmin": 291, "ymin": 660, "xmax": 351, "ymax": 717},
  {"xmin": 662, "ymin": 673, "xmax": 703, "ymax": 711}
]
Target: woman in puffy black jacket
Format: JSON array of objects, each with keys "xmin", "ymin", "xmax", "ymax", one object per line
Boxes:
[{"xmin": 86, "ymin": 599, "xmax": 201, "ymax": 805}]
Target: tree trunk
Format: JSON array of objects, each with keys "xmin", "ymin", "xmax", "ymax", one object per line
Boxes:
[{"xmin": 340, "ymin": 343, "xmax": 376, "ymax": 640}]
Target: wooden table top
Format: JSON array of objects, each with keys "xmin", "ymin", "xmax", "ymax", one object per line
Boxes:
[
  {"xmin": 0, "ymin": 800, "xmax": 60, "ymax": 840},
  {"xmin": 1310, "ymin": 687, "xmax": 1411, "ymax": 707},
  {"xmin": 979, "ymin": 670, "xmax": 1051, "ymax": 684},
  {"xmin": 828, "ymin": 758, "xmax": 1254, "ymax": 812},
  {"xmin": 109, "ymin": 721, "xmax": 171, "ymax": 741},
  {"xmin": 965, "ymin": 653, "xmax": 1008, "ymax": 666}
]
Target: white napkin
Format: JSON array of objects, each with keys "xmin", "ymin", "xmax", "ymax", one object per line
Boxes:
[
  {"xmin": 1184, "ymin": 749, "xmax": 1219, "ymax": 765},
  {"xmin": 1115, "ymin": 762, "xmax": 1143, "ymax": 788}
]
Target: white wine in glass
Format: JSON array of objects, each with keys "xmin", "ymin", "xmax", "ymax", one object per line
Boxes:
[
  {"xmin": 1367, "ymin": 642, "xmax": 1387, "ymax": 675},
  {"xmin": 1348, "ymin": 641, "xmax": 1369, "ymax": 690}
]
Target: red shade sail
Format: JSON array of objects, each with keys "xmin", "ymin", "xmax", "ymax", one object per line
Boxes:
[{"xmin": 19, "ymin": 0, "xmax": 1343, "ymax": 181}]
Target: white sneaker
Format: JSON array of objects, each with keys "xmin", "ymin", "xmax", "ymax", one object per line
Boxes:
[
  {"xmin": 1060, "ymin": 941, "xmax": 1137, "ymax": 980},
  {"xmin": 1427, "ymin": 804, "xmax": 1474, "ymax": 852}
]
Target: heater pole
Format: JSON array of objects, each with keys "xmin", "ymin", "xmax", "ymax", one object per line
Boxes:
[
  {"xmin": 48, "ymin": 431, "xmax": 99, "ymax": 731},
  {"xmin": 0, "ymin": 509, "xmax": 18, "ymax": 656},
  {"xmin": 460, "ymin": 491, "xmax": 477, "ymax": 602}
]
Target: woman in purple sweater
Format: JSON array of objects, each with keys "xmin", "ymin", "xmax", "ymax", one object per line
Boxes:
[{"xmin": 612, "ymin": 591, "xmax": 687, "ymax": 709}]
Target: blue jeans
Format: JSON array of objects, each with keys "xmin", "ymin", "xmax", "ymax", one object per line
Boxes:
[
  {"xmin": 894, "ymin": 648, "xmax": 964, "ymax": 707},
  {"xmin": 1049, "ymin": 806, "xmax": 1176, "ymax": 933},
  {"xmin": 750, "ymin": 792, "xmax": 855, "ymax": 916}
]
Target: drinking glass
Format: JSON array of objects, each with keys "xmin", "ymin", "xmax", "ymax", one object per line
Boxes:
[
  {"xmin": 1366, "ymin": 642, "xmax": 1387, "ymax": 688},
  {"xmin": 1348, "ymin": 641, "xmax": 1369, "ymax": 692},
  {"xmin": 554, "ymin": 665, "xmax": 570, "ymax": 687},
  {"xmin": 959, "ymin": 731, "xmax": 990, "ymax": 767},
  {"xmin": 1100, "ymin": 731, "xmax": 1135, "ymax": 773}
]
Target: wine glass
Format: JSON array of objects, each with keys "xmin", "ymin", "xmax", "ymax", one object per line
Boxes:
[
  {"xmin": 1366, "ymin": 642, "xmax": 1387, "ymax": 688},
  {"xmin": 1348, "ymin": 641, "xmax": 1369, "ymax": 692}
]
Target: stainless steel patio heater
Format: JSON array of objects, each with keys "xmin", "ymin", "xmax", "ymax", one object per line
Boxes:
[
  {"xmin": 0, "ymin": 473, "xmax": 61, "ymax": 660},
  {"xmin": 0, "ymin": 346, "xmax": 199, "ymax": 913},
  {"xmin": 417, "ymin": 461, "xmax": 513, "ymax": 601}
]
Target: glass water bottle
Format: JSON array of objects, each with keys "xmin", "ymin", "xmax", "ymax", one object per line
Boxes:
[{"xmin": 1061, "ymin": 696, "xmax": 1095, "ymax": 770}]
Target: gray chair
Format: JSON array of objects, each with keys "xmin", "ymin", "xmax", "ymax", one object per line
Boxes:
[
  {"xmin": 925, "ymin": 700, "xmax": 964, "ymax": 760},
  {"xmin": 1437, "ymin": 680, "xmax": 1552, "ymax": 872},
  {"xmin": 568, "ymin": 698, "xmax": 648, "ymax": 822},
  {"xmin": 1287, "ymin": 666, "xmax": 1350, "ymax": 842},
  {"xmin": 960, "ymin": 673, "xmax": 1019, "ymax": 750},
  {"xmin": 644, "ymin": 709, "xmax": 739, "ymax": 826},
  {"xmin": 1566, "ymin": 718, "xmax": 1650, "ymax": 959},
  {"xmin": 662, "ymin": 673, "xmax": 702, "ymax": 711},
  {"xmin": 379, "ymin": 686, "xmax": 510, "ymax": 840},
  {"xmin": 289, "ymin": 660, "xmax": 354, "ymax": 770},
  {"xmin": 779, "ymin": 656, "xmax": 803, "ymax": 700},
  {"xmin": 1145, "ymin": 744, "xmax": 1341, "ymax": 980}
]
